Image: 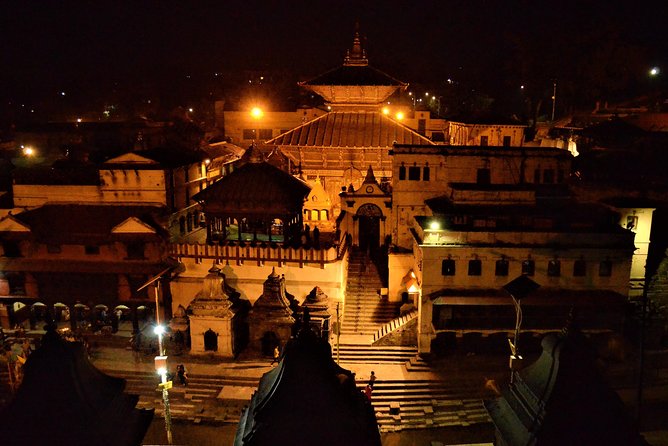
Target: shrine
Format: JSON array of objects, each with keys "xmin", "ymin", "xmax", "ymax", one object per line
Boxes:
[{"xmin": 193, "ymin": 145, "xmax": 311, "ymax": 244}]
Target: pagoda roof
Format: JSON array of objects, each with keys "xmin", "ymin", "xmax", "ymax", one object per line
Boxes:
[
  {"xmin": 235, "ymin": 327, "xmax": 380, "ymax": 446},
  {"xmin": 300, "ymin": 64, "xmax": 407, "ymax": 87},
  {"xmin": 0, "ymin": 327, "xmax": 153, "ymax": 446},
  {"xmin": 267, "ymin": 111, "xmax": 434, "ymax": 147},
  {"xmin": 193, "ymin": 161, "xmax": 310, "ymax": 215}
]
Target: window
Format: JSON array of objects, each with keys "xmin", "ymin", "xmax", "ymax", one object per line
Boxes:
[
  {"xmin": 543, "ymin": 169, "xmax": 555, "ymax": 184},
  {"xmin": 503, "ymin": 135, "xmax": 511, "ymax": 147},
  {"xmin": 242, "ymin": 129, "xmax": 256, "ymax": 139},
  {"xmin": 4, "ymin": 272, "xmax": 26, "ymax": 295},
  {"xmin": 418, "ymin": 119, "xmax": 426, "ymax": 135},
  {"xmin": 47, "ymin": 244, "xmax": 62, "ymax": 254},
  {"xmin": 399, "ymin": 164, "xmax": 406, "ymax": 180},
  {"xmin": 258, "ymin": 129, "xmax": 273, "ymax": 140},
  {"xmin": 2, "ymin": 241, "xmax": 21, "ymax": 257},
  {"xmin": 408, "ymin": 166, "xmax": 421, "ymax": 181},
  {"xmin": 573, "ymin": 259, "xmax": 586, "ymax": 277},
  {"xmin": 477, "ymin": 168, "xmax": 491, "ymax": 184},
  {"xmin": 480, "ymin": 135, "xmax": 488, "ymax": 146},
  {"xmin": 85, "ymin": 245, "xmax": 100, "ymax": 255},
  {"xmin": 495, "ymin": 259, "xmax": 509, "ymax": 276},
  {"xmin": 522, "ymin": 259, "xmax": 535, "ymax": 276},
  {"xmin": 468, "ymin": 259, "xmax": 482, "ymax": 276},
  {"xmin": 423, "ymin": 165, "xmax": 430, "ymax": 181},
  {"xmin": 548, "ymin": 259, "xmax": 561, "ymax": 277},
  {"xmin": 599, "ymin": 260, "xmax": 612, "ymax": 277},
  {"xmin": 127, "ymin": 242, "xmax": 146, "ymax": 260},
  {"xmin": 441, "ymin": 259, "xmax": 456, "ymax": 276}
]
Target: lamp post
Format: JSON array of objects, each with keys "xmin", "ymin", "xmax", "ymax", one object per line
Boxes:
[
  {"xmin": 503, "ymin": 275, "xmax": 540, "ymax": 382},
  {"xmin": 137, "ymin": 268, "xmax": 174, "ymax": 445}
]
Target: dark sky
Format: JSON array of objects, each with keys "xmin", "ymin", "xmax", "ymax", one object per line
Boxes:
[{"xmin": 1, "ymin": 1, "xmax": 666, "ymax": 111}]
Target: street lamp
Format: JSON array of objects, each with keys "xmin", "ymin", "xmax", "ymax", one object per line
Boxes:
[
  {"xmin": 137, "ymin": 268, "xmax": 174, "ymax": 444},
  {"xmin": 502, "ymin": 275, "xmax": 540, "ymax": 382}
]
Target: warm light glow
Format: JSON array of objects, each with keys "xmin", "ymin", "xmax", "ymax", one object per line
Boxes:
[
  {"xmin": 188, "ymin": 108, "xmax": 194, "ymax": 113},
  {"xmin": 154, "ymin": 325, "xmax": 165, "ymax": 336},
  {"xmin": 429, "ymin": 221, "xmax": 440, "ymax": 230},
  {"xmin": 76, "ymin": 118, "xmax": 82, "ymax": 123},
  {"xmin": 250, "ymin": 107, "xmax": 264, "ymax": 119},
  {"xmin": 204, "ymin": 158, "xmax": 211, "ymax": 165},
  {"xmin": 395, "ymin": 111, "xmax": 405, "ymax": 120},
  {"xmin": 425, "ymin": 92, "xmax": 429, "ymax": 96},
  {"xmin": 382, "ymin": 107, "xmax": 390, "ymax": 115},
  {"xmin": 23, "ymin": 147, "xmax": 35, "ymax": 156},
  {"xmin": 649, "ymin": 67, "xmax": 660, "ymax": 76},
  {"xmin": 157, "ymin": 367, "xmax": 167, "ymax": 376}
]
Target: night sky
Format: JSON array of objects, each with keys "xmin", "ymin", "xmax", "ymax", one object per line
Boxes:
[{"xmin": 1, "ymin": 1, "xmax": 666, "ymax": 117}]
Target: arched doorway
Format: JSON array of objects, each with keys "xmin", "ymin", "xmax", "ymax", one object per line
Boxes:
[
  {"xmin": 261, "ymin": 331, "xmax": 279, "ymax": 357},
  {"xmin": 356, "ymin": 203, "xmax": 383, "ymax": 256},
  {"xmin": 204, "ymin": 329, "xmax": 218, "ymax": 351}
]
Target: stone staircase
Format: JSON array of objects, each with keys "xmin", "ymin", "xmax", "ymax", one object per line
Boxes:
[
  {"xmin": 332, "ymin": 343, "xmax": 418, "ymax": 364},
  {"xmin": 342, "ymin": 248, "xmax": 401, "ymax": 337},
  {"xmin": 99, "ymin": 368, "xmax": 260, "ymax": 424},
  {"xmin": 363, "ymin": 379, "xmax": 492, "ymax": 432}
]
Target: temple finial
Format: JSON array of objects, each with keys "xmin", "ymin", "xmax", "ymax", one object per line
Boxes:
[{"xmin": 343, "ymin": 22, "xmax": 368, "ymax": 67}]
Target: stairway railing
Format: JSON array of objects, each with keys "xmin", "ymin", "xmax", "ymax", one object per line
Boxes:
[{"xmin": 372, "ymin": 309, "xmax": 418, "ymax": 343}]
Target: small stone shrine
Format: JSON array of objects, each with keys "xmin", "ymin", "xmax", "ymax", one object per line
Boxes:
[
  {"xmin": 300, "ymin": 286, "xmax": 332, "ymax": 339},
  {"xmin": 247, "ymin": 268, "xmax": 297, "ymax": 356},
  {"xmin": 187, "ymin": 264, "xmax": 239, "ymax": 357}
]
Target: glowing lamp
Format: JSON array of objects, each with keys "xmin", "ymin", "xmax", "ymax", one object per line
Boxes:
[
  {"xmin": 250, "ymin": 107, "xmax": 264, "ymax": 119},
  {"xmin": 429, "ymin": 221, "xmax": 440, "ymax": 230},
  {"xmin": 154, "ymin": 325, "xmax": 165, "ymax": 336},
  {"xmin": 395, "ymin": 111, "xmax": 405, "ymax": 121},
  {"xmin": 382, "ymin": 107, "xmax": 390, "ymax": 115}
]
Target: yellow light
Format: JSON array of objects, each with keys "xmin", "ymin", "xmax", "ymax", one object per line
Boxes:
[
  {"xmin": 382, "ymin": 107, "xmax": 390, "ymax": 115},
  {"xmin": 204, "ymin": 158, "xmax": 211, "ymax": 165},
  {"xmin": 23, "ymin": 147, "xmax": 35, "ymax": 156},
  {"xmin": 429, "ymin": 221, "xmax": 440, "ymax": 230},
  {"xmin": 76, "ymin": 118, "xmax": 82, "ymax": 123},
  {"xmin": 395, "ymin": 111, "xmax": 405, "ymax": 120},
  {"xmin": 250, "ymin": 107, "xmax": 264, "ymax": 119}
]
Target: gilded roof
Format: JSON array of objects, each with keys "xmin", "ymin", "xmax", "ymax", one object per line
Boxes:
[{"xmin": 267, "ymin": 111, "xmax": 434, "ymax": 147}]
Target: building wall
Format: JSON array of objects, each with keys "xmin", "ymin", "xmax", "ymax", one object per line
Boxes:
[
  {"xmin": 448, "ymin": 122, "xmax": 527, "ymax": 146},
  {"xmin": 221, "ymin": 108, "xmax": 326, "ymax": 146}
]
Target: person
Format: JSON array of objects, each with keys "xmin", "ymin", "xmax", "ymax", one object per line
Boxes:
[
  {"xmin": 364, "ymin": 384, "xmax": 373, "ymax": 402},
  {"xmin": 21, "ymin": 339, "xmax": 32, "ymax": 358},
  {"xmin": 176, "ymin": 364, "xmax": 188, "ymax": 386},
  {"xmin": 270, "ymin": 345, "xmax": 280, "ymax": 365},
  {"xmin": 368, "ymin": 371, "xmax": 376, "ymax": 388}
]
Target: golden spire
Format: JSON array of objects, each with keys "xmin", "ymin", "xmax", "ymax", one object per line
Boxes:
[{"xmin": 343, "ymin": 23, "xmax": 368, "ymax": 67}]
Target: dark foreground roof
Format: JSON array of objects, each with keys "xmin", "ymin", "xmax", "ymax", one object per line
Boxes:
[
  {"xmin": 484, "ymin": 325, "xmax": 645, "ymax": 446},
  {"xmin": 235, "ymin": 327, "xmax": 381, "ymax": 446},
  {"xmin": 0, "ymin": 326, "xmax": 153, "ymax": 446}
]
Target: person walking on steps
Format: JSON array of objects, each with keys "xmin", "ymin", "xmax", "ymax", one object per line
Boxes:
[
  {"xmin": 176, "ymin": 364, "xmax": 188, "ymax": 386},
  {"xmin": 270, "ymin": 345, "xmax": 280, "ymax": 365},
  {"xmin": 368, "ymin": 370, "xmax": 377, "ymax": 388}
]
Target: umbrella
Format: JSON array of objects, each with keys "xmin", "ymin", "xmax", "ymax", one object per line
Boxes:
[
  {"xmin": 53, "ymin": 302, "xmax": 68, "ymax": 308},
  {"xmin": 74, "ymin": 303, "xmax": 89, "ymax": 310},
  {"xmin": 114, "ymin": 305, "xmax": 130, "ymax": 311},
  {"xmin": 94, "ymin": 304, "xmax": 109, "ymax": 311},
  {"xmin": 31, "ymin": 302, "xmax": 47, "ymax": 307}
]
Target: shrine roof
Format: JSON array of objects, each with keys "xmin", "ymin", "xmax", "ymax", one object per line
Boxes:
[
  {"xmin": 193, "ymin": 161, "xmax": 310, "ymax": 214},
  {"xmin": 267, "ymin": 111, "xmax": 434, "ymax": 147}
]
